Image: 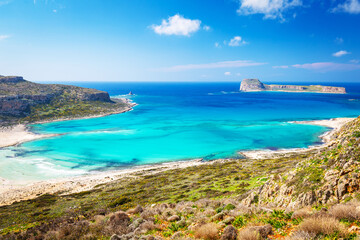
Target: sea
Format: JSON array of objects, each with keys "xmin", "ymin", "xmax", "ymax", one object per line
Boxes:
[{"xmin": 1, "ymin": 82, "xmax": 360, "ymax": 183}]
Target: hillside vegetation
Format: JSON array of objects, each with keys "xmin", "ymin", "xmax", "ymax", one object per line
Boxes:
[
  {"xmin": 0, "ymin": 76, "xmax": 132, "ymax": 125},
  {"xmin": 1, "ymin": 117, "xmax": 360, "ymax": 239}
]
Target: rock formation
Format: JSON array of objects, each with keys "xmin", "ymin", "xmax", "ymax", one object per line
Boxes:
[
  {"xmin": 0, "ymin": 76, "xmax": 112, "ymax": 117},
  {"xmin": 242, "ymin": 117, "xmax": 360, "ymax": 209},
  {"xmin": 240, "ymin": 78, "xmax": 346, "ymax": 94},
  {"xmin": 0, "ymin": 75, "xmax": 132, "ymax": 123}
]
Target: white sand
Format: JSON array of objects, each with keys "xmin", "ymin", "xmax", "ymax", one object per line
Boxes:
[
  {"xmin": 0, "ymin": 124, "xmax": 58, "ymax": 148},
  {"xmin": 0, "ymin": 158, "xmax": 220, "ymax": 206},
  {"xmin": 0, "ymin": 98, "xmax": 136, "ymax": 148}
]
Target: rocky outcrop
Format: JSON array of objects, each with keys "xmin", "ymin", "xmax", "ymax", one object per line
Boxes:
[
  {"xmin": 242, "ymin": 117, "xmax": 360, "ymax": 209},
  {"xmin": 240, "ymin": 78, "xmax": 346, "ymax": 94},
  {"xmin": 0, "ymin": 76, "xmax": 25, "ymax": 83},
  {"xmin": 240, "ymin": 79, "xmax": 266, "ymax": 91},
  {"xmin": 0, "ymin": 75, "xmax": 114, "ymax": 118},
  {"xmin": 0, "ymin": 94, "xmax": 54, "ymax": 117}
]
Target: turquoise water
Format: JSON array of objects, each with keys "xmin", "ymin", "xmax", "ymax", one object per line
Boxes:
[{"xmin": 1, "ymin": 82, "xmax": 360, "ymax": 182}]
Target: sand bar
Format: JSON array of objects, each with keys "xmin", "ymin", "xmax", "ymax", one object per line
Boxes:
[{"xmin": 0, "ymin": 124, "xmax": 58, "ymax": 148}]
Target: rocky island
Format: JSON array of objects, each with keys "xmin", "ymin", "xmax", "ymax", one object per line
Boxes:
[
  {"xmin": 0, "ymin": 75, "xmax": 134, "ymax": 126},
  {"xmin": 240, "ymin": 78, "xmax": 346, "ymax": 94}
]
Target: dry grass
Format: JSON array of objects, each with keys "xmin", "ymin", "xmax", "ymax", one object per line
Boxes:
[
  {"xmin": 194, "ymin": 223, "xmax": 219, "ymax": 240},
  {"xmin": 203, "ymin": 208, "xmax": 216, "ymax": 217},
  {"xmin": 291, "ymin": 207, "xmax": 312, "ymax": 219},
  {"xmin": 296, "ymin": 216, "xmax": 346, "ymax": 237},
  {"xmin": 237, "ymin": 228, "xmax": 261, "ymax": 240},
  {"xmin": 286, "ymin": 230, "xmax": 316, "ymax": 240},
  {"xmin": 329, "ymin": 204, "xmax": 359, "ymax": 220}
]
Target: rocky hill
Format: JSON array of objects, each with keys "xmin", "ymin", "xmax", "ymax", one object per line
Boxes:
[
  {"xmin": 0, "ymin": 75, "xmax": 133, "ymax": 125},
  {"xmin": 240, "ymin": 79, "xmax": 347, "ymax": 94},
  {"xmin": 242, "ymin": 117, "xmax": 360, "ymax": 209}
]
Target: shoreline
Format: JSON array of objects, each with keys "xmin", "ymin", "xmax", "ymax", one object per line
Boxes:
[
  {"xmin": 0, "ymin": 124, "xmax": 59, "ymax": 148},
  {"xmin": 0, "ymin": 158, "xmax": 221, "ymax": 206},
  {"xmin": 0, "ymin": 116, "xmax": 355, "ymax": 206},
  {"xmin": 239, "ymin": 117, "xmax": 354, "ymax": 160},
  {"xmin": 0, "ymin": 98, "xmax": 136, "ymax": 148}
]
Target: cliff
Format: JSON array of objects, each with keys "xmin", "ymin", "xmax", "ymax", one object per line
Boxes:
[
  {"xmin": 0, "ymin": 76, "xmax": 132, "ymax": 124},
  {"xmin": 240, "ymin": 78, "xmax": 346, "ymax": 94}
]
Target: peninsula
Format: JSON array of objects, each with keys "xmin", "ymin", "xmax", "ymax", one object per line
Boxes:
[
  {"xmin": 0, "ymin": 75, "xmax": 134, "ymax": 126},
  {"xmin": 240, "ymin": 78, "xmax": 346, "ymax": 94}
]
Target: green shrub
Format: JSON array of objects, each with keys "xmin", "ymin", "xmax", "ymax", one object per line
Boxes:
[
  {"xmin": 108, "ymin": 197, "xmax": 130, "ymax": 208},
  {"xmin": 224, "ymin": 204, "xmax": 236, "ymax": 211},
  {"xmin": 233, "ymin": 216, "xmax": 246, "ymax": 227},
  {"xmin": 216, "ymin": 207, "xmax": 224, "ymax": 213}
]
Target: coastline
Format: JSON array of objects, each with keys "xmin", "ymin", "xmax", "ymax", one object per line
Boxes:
[
  {"xmin": 239, "ymin": 117, "xmax": 354, "ymax": 160},
  {"xmin": 0, "ymin": 158, "xmax": 221, "ymax": 206},
  {"xmin": 0, "ymin": 98, "xmax": 136, "ymax": 148},
  {"xmin": 0, "ymin": 124, "xmax": 59, "ymax": 148},
  {"xmin": 0, "ymin": 116, "xmax": 355, "ymax": 206}
]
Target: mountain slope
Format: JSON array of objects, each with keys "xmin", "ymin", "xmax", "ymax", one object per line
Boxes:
[
  {"xmin": 0, "ymin": 76, "xmax": 133, "ymax": 125},
  {"xmin": 242, "ymin": 117, "xmax": 360, "ymax": 209}
]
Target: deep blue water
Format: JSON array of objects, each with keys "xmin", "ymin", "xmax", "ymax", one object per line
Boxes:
[{"xmin": 1, "ymin": 82, "xmax": 360, "ymax": 182}]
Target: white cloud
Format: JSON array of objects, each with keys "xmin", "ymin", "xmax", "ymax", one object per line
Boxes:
[
  {"xmin": 292, "ymin": 62, "xmax": 360, "ymax": 72},
  {"xmin": 224, "ymin": 72, "xmax": 231, "ymax": 76},
  {"xmin": 214, "ymin": 42, "xmax": 221, "ymax": 48},
  {"xmin": 203, "ymin": 25, "xmax": 211, "ymax": 31},
  {"xmin": 273, "ymin": 65, "xmax": 289, "ymax": 68},
  {"xmin": 155, "ymin": 60, "xmax": 267, "ymax": 72},
  {"xmin": 151, "ymin": 14, "xmax": 201, "ymax": 36},
  {"xmin": 237, "ymin": 0, "xmax": 303, "ymax": 20},
  {"xmin": 332, "ymin": 0, "xmax": 360, "ymax": 14},
  {"xmin": 350, "ymin": 59, "xmax": 360, "ymax": 64},
  {"xmin": 0, "ymin": 35, "xmax": 9, "ymax": 40},
  {"xmin": 228, "ymin": 36, "xmax": 248, "ymax": 46},
  {"xmin": 333, "ymin": 50, "xmax": 351, "ymax": 57}
]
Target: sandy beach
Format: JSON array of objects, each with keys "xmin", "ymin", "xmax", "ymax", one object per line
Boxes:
[
  {"xmin": 0, "ymin": 98, "xmax": 136, "ymax": 148},
  {"xmin": 0, "ymin": 116, "xmax": 355, "ymax": 206},
  {"xmin": 0, "ymin": 124, "xmax": 58, "ymax": 148},
  {"xmin": 0, "ymin": 158, "xmax": 218, "ymax": 206}
]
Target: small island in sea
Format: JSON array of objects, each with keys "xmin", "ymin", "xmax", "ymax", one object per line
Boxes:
[{"xmin": 240, "ymin": 78, "xmax": 347, "ymax": 94}]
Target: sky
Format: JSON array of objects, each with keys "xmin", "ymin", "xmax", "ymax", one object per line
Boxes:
[{"xmin": 0, "ymin": 0, "xmax": 359, "ymax": 82}]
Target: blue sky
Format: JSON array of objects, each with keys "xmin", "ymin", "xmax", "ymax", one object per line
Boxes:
[{"xmin": 0, "ymin": 0, "xmax": 359, "ymax": 82}]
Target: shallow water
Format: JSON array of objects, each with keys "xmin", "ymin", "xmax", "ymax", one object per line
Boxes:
[{"xmin": 1, "ymin": 82, "xmax": 360, "ymax": 182}]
